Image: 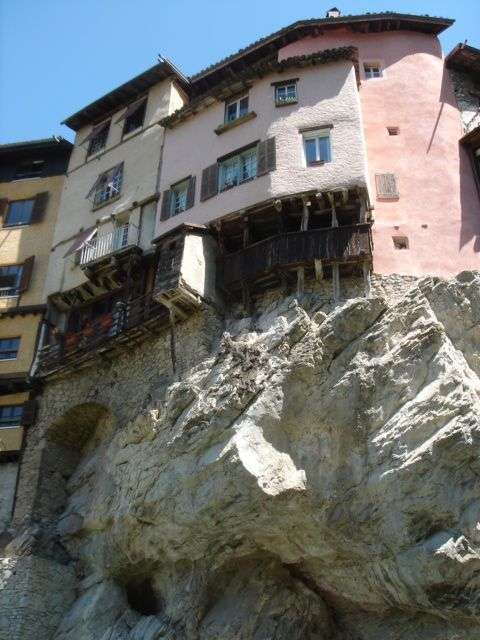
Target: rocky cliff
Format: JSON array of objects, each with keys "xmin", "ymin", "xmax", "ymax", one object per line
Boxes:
[{"xmin": 1, "ymin": 272, "xmax": 480, "ymax": 639}]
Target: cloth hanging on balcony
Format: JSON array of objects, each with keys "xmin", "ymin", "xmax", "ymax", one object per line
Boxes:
[{"xmin": 63, "ymin": 226, "xmax": 97, "ymax": 258}]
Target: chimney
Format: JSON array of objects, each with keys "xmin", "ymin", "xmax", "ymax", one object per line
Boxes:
[{"xmin": 326, "ymin": 7, "xmax": 341, "ymax": 18}]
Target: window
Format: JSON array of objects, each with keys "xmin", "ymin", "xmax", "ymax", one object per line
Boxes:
[
  {"xmin": 364, "ymin": 63, "xmax": 383, "ymax": 79},
  {"xmin": 91, "ymin": 164, "xmax": 123, "ymax": 207},
  {"xmin": 303, "ymin": 130, "xmax": 332, "ymax": 166},
  {"xmin": 4, "ymin": 199, "xmax": 34, "ymax": 226},
  {"xmin": 393, "ymin": 236, "xmax": 409, "ymax": 250},
  {"xmin": 0, "ymin": 337, "xmax": 20, "ymax": 360},
  {"xmin": 275, "ymin": 82, "xmax": 298, "ymax": 105},
  {"xmin": 375, "ymin": 173, "xmax": 399, "ymax": 199},
  {"xmin": 14, "ymin": 160, "xmax": 45, "ymax": 180},
  {"xmin": 87, "ymin": 123, "xmax": 109, "ymax": 156},
  {"xmin": 0, "ymin": 405, "xmax": 23, "ymax": 428},
  {"xmin": 387, "ymin": 126, "xmax": 400, "ymax": 136},
  {"xmin": 171, "ymin": 179, "xmax": 189, "ymax": 216},
  {"xmin": 225, "ymin": 95, "xmax": 249, "ymax": 123},
  {"xmin": 122, "ymin": 99, "xmax": 147, "ymax": 135},
  {"xmin": 0, "ymin": 265, "xmax": 22, "ymax": 297},
  {"xmin": 219, "ymin": 146, "xmax": 257, "ymax": 191}
]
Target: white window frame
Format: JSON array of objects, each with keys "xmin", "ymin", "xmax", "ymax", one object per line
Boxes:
[
  {"xmin": 225, "ymin": 95, "xmax": 249, "ymax": 123},
  {"xmin": 363, "ymin": 62, "xmax": 383, "ymax": 80},
  {"xmin": 219, "ymin": 146, "xmax": 257, "ymax": 191},
  {"xmin": 93, "ymin": 165, "xmax": 123, "ymax": 207},
  {"xmin": 302, "ymin": 129, "xmax": 332, "ymax": 166},
  {"xmin": 170, "ymin": 179, "xmax": 189, "ymax": 216},
  {"xmin": 275, "ymin": 82, "xmax": 298, "ymax": 105}
]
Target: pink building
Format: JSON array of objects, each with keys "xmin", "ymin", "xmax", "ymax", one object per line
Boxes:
[{"xmin": 156, "ymin": 10, "xmax": 480, "ymax": 282}]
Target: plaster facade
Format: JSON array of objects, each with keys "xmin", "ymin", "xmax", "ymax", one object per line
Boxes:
[
  {"xmin": 45, "ymin": 80, "xmax": 186, "ymax": 297},
  {"xmin": 156, "ymin": 60, "xmax": 369, "ymax": 237},
  {"xmin": 278, "ymin": 29, "xmax": 480, "ymax": 276}
]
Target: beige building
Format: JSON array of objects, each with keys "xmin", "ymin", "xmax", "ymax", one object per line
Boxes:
[{"xmin": 0, "ymin": 138, "xmax": 71, "ymax": 530}]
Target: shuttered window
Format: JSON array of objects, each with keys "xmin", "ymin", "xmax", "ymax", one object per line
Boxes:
[
  {"xmin": 0, "ymin": 337, "xmax": 20, "ymax": 360},
  {"xmin": 87, "ymin": 164, "xmax": 123, "ymax": 207},
  {"xmin": 0, "ymin": 405, "xmax": 23, "ymax": 428},
  {"xmin": 257, "ymin": 137, "xmax": 276, "ymax": 175},
  {"xmin": 82, "ymin": 121, "xmax": 110, "ymax": 157},
  {"xmin": 0, "ymin": 265, "xmax": 23, "ymax": 296},
  {"xmin": 200, "ymin": 164, "xmax": 219, "ymax": 202},
  {"xmin": 4, "ymin": 199, "xmax": 34, "ymax": 226},
  {"xmin": 161, "ymin": 176, "xmax": 196, "ymax": 220},
  {"xmin": 375, "ymin": 173, "xmax": 399, "ymax": 199}
]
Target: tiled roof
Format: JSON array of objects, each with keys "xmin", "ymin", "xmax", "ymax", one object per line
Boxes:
[{"xmin": 0, "ymin": 137, "xmax": 72, "ymax": 151}]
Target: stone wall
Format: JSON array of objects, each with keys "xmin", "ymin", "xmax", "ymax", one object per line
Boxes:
[
  {"xmin": 449, "ymin": 68, "xmax": 480, "ymax": 134},
  {"xmin": 0, "ymin": 462, "xmax": 18, "ymax": 532}
]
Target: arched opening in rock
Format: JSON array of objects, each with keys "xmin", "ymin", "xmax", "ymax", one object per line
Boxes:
[{"xmin": 125, "ymin": 576, "xmax": 163, "ymax": 616}]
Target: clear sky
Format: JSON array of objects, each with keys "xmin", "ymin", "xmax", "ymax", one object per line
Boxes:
[{"xmin": 1, "ymin": 0, "xmax": 479, "ymax": 144}]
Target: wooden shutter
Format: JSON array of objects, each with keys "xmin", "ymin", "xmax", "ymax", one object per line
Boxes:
[
  {"xmin": 19, "ymin": 256, "xmax": 35, "ymax": 293},
  {"xmin": 375, "ymin": 173, "xmax": 399, "ymax": 199},
  {"xmin": 115, "ymin": 97, "xmax": 147, "ymax": 123},
  {"xmin": 257, "ymin": 137, "xmax": 276, "ymax": 176},
  {"xmin": 160, "ymin": 189, "xmax": 172, "ymax": 221},
  {"xmin": 186, "ymin": 176, "xmax": 196, "ymax": 210},
  {"xmin": 31, "ymin": 192, "xmax": 49, "ymax": 223},
  {"xmin": 21, "ymin": 399, "xmax": 37, "ymax": 427},
  {"xmin": 0, "ymin": 198, "xmax": 8, "ymax": 224},
  {"xmin": 200, "ymin": 164, "xmax": 219, "ymax": 201}
]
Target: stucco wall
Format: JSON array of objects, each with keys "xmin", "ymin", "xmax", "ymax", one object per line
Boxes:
[
  {"xmin": 155, "ymin": 60, "xmax": 368, "ymax": 237},
  {"xmin": 45, "ymin": 79, "xmax": 184, "ymax": 297},
  {"xmin": 279, "ymin": 29, "xmax": 480, "ymax": 277}
]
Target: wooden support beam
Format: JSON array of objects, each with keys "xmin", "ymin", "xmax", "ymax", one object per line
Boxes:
[
  {"xmin": 332, "ymin": 263, "xmax": 340, "ymax": 301},
  {"xmin": 314, "ymin": 259, "xmax": 324, "ymax": 282},
  {"xmin": 242, "ymin": 215, "xmax": 249, "ymax": 248},
  {"xmin": 300, "ymin": 197, "xmax": 310, "ymax": 232},
  {"xmin": 296, "ymin": 267, "xmax": 305, "ymax": 297},
  {"xmin": 327, "ymin": 192, "xmax": 338, "ymax": 228}
]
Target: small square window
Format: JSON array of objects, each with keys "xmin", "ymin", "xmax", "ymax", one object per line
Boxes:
[
  {"xmin": 225, "ymin": 95, "xmax": 249, "ymax": 123},
  {"xmin": 171, "ymin": 179, "xmax": 189, "ymax": 216},
  {"xmin": 4, "ymin": 199, "xmax": 34, "ymax": 226},
  {"xmin": 0, "ymin": 265, "xmax": 23, "ymax": 296},
  {"xmin": 393, "ymin": 236, "xmax": 409, "ymax": 250},
  {"xmin": 387, "ymin": 126, "xmax": 400, "ymax": 136},
  {"xmin": 0, "ymin": 337, "xmax": 20, "ymax": 360},
  {"xmin": 0, "ymin": 404, "xmax": 23, "ymax": 427},
  {"xmin": 275, "ymin": 82, "xmax": 297, "ymax": 105},
  {"xmin": 303, "ymin": 130, "xmax": 331, "ymax": 166},
  {"xmin": 364, "ymin": 63, "xmax": 383, "ymax": 79},
  {"xmin": 219, "ymin": 146, "xmax": 257, "ymax": 191}
]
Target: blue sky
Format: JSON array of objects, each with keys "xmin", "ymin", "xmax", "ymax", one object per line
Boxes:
[{"xmin": 1, "ymin": 0, "xmax": 479, "ymax": 143}]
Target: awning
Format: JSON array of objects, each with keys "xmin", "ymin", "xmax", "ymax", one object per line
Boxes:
[{"xmin": 63, "ymin": 227, "xmax": 97, "ymax": 257}]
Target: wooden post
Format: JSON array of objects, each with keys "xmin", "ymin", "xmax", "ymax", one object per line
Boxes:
[
  {"xmin": 327, "ymin": 192, "xmax": 338, "ymax": 227},
  {"xmin": 300, "ymin": 197, "xmax": 310, "ymax": 231},
  {"xmin": 296, "ymin": 267, "xmax": 305, "ymax": 298},
  {"xmin": 363, "ymin": 261, "xmax": 371, "ymax": 298},
  {"xmin": 332, "ymin": 263, "xmax": 340, "ymax": 301},
  {"xmin": 242, "ymin": 215, "xmax": 249, "ymax": 248},
  {"xmin": 314, "ymin": 259, "xmax": 323, "ymax": 282}
]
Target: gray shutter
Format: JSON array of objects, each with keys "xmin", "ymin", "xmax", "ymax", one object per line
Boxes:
[
  {"xmin": 200, "ymin": 164, "xmax": 219, "ymax": 201},
  {"xmin": 19, "ymin": 256, "xmax": 35, "ymax": 293},
  {"xmin": 257, "ymin": 137, "xmax": 276, "ymax": 176},
  {"xmin": 0, "ymin": 198, "xmax": 8, "ymax": 224},
  {"xmin": 375, "ymin": 173, "xmax": 399, "ymax": 199},
  {"xmin": 186, "ymin": 176, "xmax": 196, "ymax": 210},
  {"xmin": 160, "ymin": 189, "xmax": 172, "ymax": 221},
  {"xmin": 31, "ymin": 191, "xmax": 49, "ymax": 223}
]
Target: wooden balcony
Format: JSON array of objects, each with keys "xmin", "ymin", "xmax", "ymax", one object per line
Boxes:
[
  {"xmin": 221, "ymin": 223, "xmax": 373, "ymax": 290},
  {"xmin": 37, "ymin": 292, "xmax": 169, "ymax": 378}
]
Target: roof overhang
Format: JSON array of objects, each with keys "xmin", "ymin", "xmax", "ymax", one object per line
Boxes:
[
  {"xmin": 190, "ymin": 13, "xmax": 454, "ymax": 94},
  {"xmin": 63, "ymin": 57, "xmax": 191, "ymax": 131},
  {"xmin": 445, "ymin": 43, "xmax": 480, "ymax": 76},
  {"xmin": 460, "ymin": 125, "xmax": 480, "ymax": 148},
  {"xmin": 0, "ymin": 137, "xmax": 72, "ymax": 158}
]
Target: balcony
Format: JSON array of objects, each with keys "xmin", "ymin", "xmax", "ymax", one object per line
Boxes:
[
  {"xmin": 80, "ymin": 223, "xmax": 140, "ymax": 267},
  {"xmin": 221, "ymin": 223, "xmax": 373, "ymax": 291},
  {"xmin": 37, "ymin": 291, "xmax": 169, "ymax": 378}
]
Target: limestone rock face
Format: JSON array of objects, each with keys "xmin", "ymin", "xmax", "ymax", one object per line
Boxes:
[{"xmin": 3, "ymin": 273, "xmax": 480, "ymax": 639}]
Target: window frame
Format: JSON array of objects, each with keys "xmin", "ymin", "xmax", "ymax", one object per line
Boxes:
[
  {"xmin": 274, "ymin": 81, "xmax": 298, "ymax": 106},
  {"xmin": 0, "ymin": 404, "xmax": 24, "ymax": 428},
  {"xmin": 302, "ymin": 128, "xmax": 332, "ymax": 166},
  {"xmin": 92, "ymin": 164, "xmax": 124, "ymax": 208},
  {"xmin": 218, "ymin": 145, "xmax": 258, "ymax": 192},
  {"xmin": 0, "ymin": 337, "xmax": 20, "ymax": 361},
  {"xmin": 122, "ymin": 99, "xmax": 147, "ymax": 137},
  {"xmin": 0, "ymin": 264, "xmax": 23, "ymax": 297},
  {"xmin": 4, "ymin": 198, "xmax": 35, "ymax": 227},
  {"xmin": 13, "ymin": 160, "xmax": 45, "ymax": 180},
  {"xmin": 224, "ymin": 95, "xmax": 249, "ymax": 124},
  {"xmin": 170, "ymin": 178, "xmax": 190, "ymax": 217},
  {"xmin": 363, "ymin": 62, "xmax": 383, "ymax": 80},
  {"xmin": 87, "ymin": 121, "xmax": 110, "ymax": 157}
]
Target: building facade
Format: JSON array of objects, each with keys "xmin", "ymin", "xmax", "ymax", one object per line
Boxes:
[{"xmin": 0, "ymin": 138, "xmax": 71, "ymax": 530}]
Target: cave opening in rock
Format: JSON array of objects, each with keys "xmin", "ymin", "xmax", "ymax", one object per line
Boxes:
[{"xmin": 125, "ymin": 576, "xmax": 162, "ymax": 616}]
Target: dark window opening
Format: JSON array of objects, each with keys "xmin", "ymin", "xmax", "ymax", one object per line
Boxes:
[
  {"xmin": 123, "ymin": 100, "xmax": 147, "ymax": 135},
  {"xmin": 0, "ymin": 265, "xmax": 22, "ymax": 296},
  {"xmin": 387, "ymin": 126, "xmax": 400, "ymax": 136},
  {"xmin": 393, "ymin": 235, "xmax": 409, "ymax": 250},
  {"xmin": 14, "ymin": 160, "xmax": 45, "ymax": 180},
  {"xmin": 88, "ymin": 125, "xmax": 109, "ymax": 156},
  {"xmin": 125, "ymin": 576, "xmax": 162, "ymax": 616},
  {"xmin": 0, "ymin": 404, "xmax": 23, "ymax": 427}
]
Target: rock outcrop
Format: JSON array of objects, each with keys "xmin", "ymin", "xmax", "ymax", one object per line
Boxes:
[{"xmin": 1, "ymin": 272, "xmax": 480, "ymax": 639}]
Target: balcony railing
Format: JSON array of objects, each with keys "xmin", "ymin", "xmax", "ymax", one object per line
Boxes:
[
  {"xmin": 37, "ymin": 291, "xmax": 169, "ymax": 377},
  {"xmin": 80, "ymin": 223, "xmax": 140, "ymax": 266},
  {"xmin": 221, "ymin": 224, "xmax": 373, "ymax": 288}
]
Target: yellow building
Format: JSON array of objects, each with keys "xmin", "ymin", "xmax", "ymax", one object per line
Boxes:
[{"xmin": 0, "ymin": 138, "xmax": 71, "ymax": 530}]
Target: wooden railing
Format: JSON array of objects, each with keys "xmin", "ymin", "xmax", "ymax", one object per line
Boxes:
[
  {"xmin": 37, "ymin": 292, "xmax": 168, "ymax": 376},
  {"xmin": 221, "ymin": 224, "xmax": 372, "ymax": 287}
]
